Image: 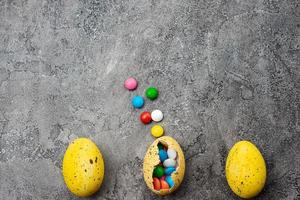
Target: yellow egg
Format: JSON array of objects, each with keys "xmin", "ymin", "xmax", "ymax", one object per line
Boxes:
[
  {"xmin": 62, "ymin": 138, "xmax": 105, "ymax": 197},
  {"xmin": 225, "ymin": 141, "xmax": 267, "ymax": 199},
  {"xmin": 143, "ymin": 136, "xmax": 185, "ymax": 195}
]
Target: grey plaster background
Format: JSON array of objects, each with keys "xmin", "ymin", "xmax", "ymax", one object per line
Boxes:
[{"xmin": 0, "ymin": 0, "xmax": 300, "ymax": 199}]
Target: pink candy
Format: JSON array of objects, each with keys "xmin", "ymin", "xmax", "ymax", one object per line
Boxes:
[{"xmin": 124, "ymin": 77, "xmax": 138, "ymax": 90}]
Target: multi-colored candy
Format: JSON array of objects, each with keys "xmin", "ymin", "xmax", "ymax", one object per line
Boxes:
[
  {"xmin": 153, "ymin": 178, "xmax": 161, "ymax": 190},
  {"xmin": 144, "ymin": 136, "xmax": 185, "ymax": 195},
  {"xmin": 159, "ymin": 149, "xmax": 168, "ymax": 162},
  {"xmin": 157, "ymin": 143, "xmax": 164, "ymax": 150},
  {"xmin": 140, "ymin": 111, "xmax": 152, "ymax": 124},
  {"xmin": 167, "ymin": 149, "xmax": 177, "ymax": 159},
  {"xmin": 160, "ymin": 180, "xmax": 170, "ymax": 189},
  {"xmin": 145, "ymin": 87, "xmax": 159, "ymax": 100},
  {"xmin": 164, "ymin": 167, "xmax": 176, "ymax": 175},
  {"xmin": 124, "ymin": 79, "xmax": 164, "ymax": 138},
  {"xmin": 152, "ymin": 143, "xmax": 177, "ymax": 191},
  {"xmin": 124, "ymin": 77, "xmax": 138, "ymax": 90},
  {"xmin": 153, "ymin": 166, "xmax": 164, "ymax": 178},
  {"xmin": 163, "ymin": 159, "xmax": 176, "ymax": 168},
  {"xmin": 151, "ymin": 110, "xmax": 163, "ymax": 122},
  {"xmin": 125, "ymin": 78, "xmax": 185, "ymax": 195},
  {"xmin": 151, "ymin": 125, "xmax": 164, "ymax": 138},
  {"xmin": 132, "ymin": 95, "xmax": 144, "ymax": 109},
  {"xmin": 165, "ymin": 176, "xmax": 174, "ymax": 188}
]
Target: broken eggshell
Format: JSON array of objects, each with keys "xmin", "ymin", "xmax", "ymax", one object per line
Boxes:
[{"xmin": 143, "ymin": 136, "xmax": 185, "ymax": 195}]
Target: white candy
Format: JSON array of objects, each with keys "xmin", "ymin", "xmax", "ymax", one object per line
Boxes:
[
  {"xmin": 151, "ymin": 110, "xmax": 163, "ymax": 122},
  {"xmin": 163, "ymin": 158, "xmax": 176, "ymax": 168},
  {"xmin": 167, "ymin": 149, "xmax": 177, "ymax": 159}
]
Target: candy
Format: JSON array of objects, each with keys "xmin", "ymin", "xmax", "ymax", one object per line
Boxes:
[
  {"xmin": 132, "ymin": 96, "xmax": 144, "ymax": 109},
  {"xmin": 153, "ymin": 166, "xmax": 164, "ymax": 178},
  {"xmin": 163, "ymin": 159, "xmax": 176, "ymax": 168},
  {"xmin": 151, "ymin": 125, "xmax": 164, "ymax": 138},
  {"xmin": 159, "ymin": 150, "xmax": 168, "ymax": 162},
  {"xmin": 145, "ymin": 87, "xmax": 158, "ymax": 100},
  {"xmin": 153, "ymin": 177, "xmax": 161, "ymax": 190},
  {"xmin": 140, "ymin": 111, "xmax": 152, "ymax": 124},
  {"xmin": 124, "ymin": 77, "xmax": 138, "ymax": 90},
  {"xmin": 165, "ymin": 176, "xmax": 175, "ymax": 188},
  {"xmin": 151, "ymin": 110, "xmax": 163, "ymax": 122},
  {"xmin": 157, "ymin": 143, "xmax": 164, "ymax": 150},
  {"xmin": 167, "ymin": 149, "xmax": 177, "ymax": 159},
  {"xmin": 148, "ymin": 139, "xmax": 181, "ymax": 194},
  {"xmin": 160, "ymin": 180, "xmax": 170, "ymax": 189},
  {"xmin": 164, "ymin": 167, "xmax": 176, "ymax": 176}
]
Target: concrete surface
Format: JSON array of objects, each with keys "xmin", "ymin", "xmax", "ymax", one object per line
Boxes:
[{"xmin": 0, "ymin": 0, "xmax": 300, "ymax": 199}]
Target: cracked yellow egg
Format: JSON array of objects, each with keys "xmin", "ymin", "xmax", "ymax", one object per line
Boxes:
[
  {"xmin": 62, "ymin": 138, "xmax": 105, "ymax": 197},
  {"xmin": 226, "ymin": 141, "xmax": 267, "ymax": 199},
  {"xmin": 143, "ymin": 136, "xmax": 185, "ymax": 195}
]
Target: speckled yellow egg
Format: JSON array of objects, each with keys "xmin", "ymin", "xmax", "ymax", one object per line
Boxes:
[
  {"xmin": 143, "ymin": 136, "xmax": 185, "ymax": 195},
  {"xmin": 62, "ymin": 138, "xmax": 105, "ymax": 197},
  {"xmin": 226, "ymin": 141, "xmax": 267, "ymax": 199}
]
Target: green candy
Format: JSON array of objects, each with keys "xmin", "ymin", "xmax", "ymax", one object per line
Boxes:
[
  {"xmin": 145, "ymin": 87, "xmax": 158, "ymax": 100},
  {"xmin": 153, "ymin": 166, "xmax": 164, "ymax": 178},
  {"xmin": 157, "ymin": 143, "xmax": 164, "ymax": 150}
]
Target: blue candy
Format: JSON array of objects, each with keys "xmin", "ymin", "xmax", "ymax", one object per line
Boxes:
[
  {"xmin": 166, "ymin": 176, "xmax": 175, "ymax": 188},
  {"xmin": 159, "ymin": 149, "xmax": 168, "ymax": 162},
  {"xmin": 164, "ymin": 167, "xmax": 176, "ymax": 175},
  {"xmin": 132, "ymin": 96, "xmax": 144, "ymax": 108}
]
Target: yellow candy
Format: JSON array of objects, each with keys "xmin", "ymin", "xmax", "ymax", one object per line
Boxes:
[{"xmin": 151, "ymin": 125, "xmax": 164, "ymax": 138}]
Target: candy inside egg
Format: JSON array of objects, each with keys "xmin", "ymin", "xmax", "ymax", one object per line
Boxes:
[
  {"xmin": 143, "ymin": 136, "xmax": 185, "ymax": 196},
  {"xmin": 152, "ymin": 142, "xmax": 177, "ymax": 191}
]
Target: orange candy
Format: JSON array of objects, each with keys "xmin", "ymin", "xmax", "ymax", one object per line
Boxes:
[
  {"xmin": 160, "ymin": 180, "xmax": 170, "ymax": 189},
  {"xmin": 153, "ymin": 178, "xmax": 161, "ymax": 190}
]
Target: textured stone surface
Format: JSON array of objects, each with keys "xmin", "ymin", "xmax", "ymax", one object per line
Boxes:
[{"xmin": 0, "ymin": 0, "xmax": 300, "ymax": 199}]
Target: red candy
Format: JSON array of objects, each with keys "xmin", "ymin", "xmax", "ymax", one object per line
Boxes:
[
  {"xmin": 160, "ymin": 180, "xmax": 170, "ymax": 189},
  {"xmin": 153, "ymin": 177, "xmax": 161, "ymax": 190},
  {"xmin": 140, "ymin": 111, "xmax": 152, "ymax": 124},
  {"xmin": 160, "ymin": 176, "xmax": 166, "ymax": 180}
]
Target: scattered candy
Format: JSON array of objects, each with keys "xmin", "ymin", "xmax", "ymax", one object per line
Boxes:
[
  {"xmin": 153, "ymin": 166, "xmax": 164, "ymax": 178},
  {"xmin": 153, "ymin": 177, "xmax": 161, "ymax": 190},
  {"xmin": 124, "ymin": 77, "xmax": 138, "ymax": 90},
  {"xmin": 160, "ymin": 180, "xmax": 170, "ymax": 189},
  {"xmin": 167, "ymin": 149, "xmax": 177, "ymax": 159},
  {"xmin": 145, "ymin": 87, "xmax": 159, "ymax": 100},
  {"xmin": 140, "ymin": 111, "xmax": 152, "ymax": 124},
  {"xmin": 151, "ymin": 125, "xmax": 164, "ymax": 138},
  {"xmin": 125, "ymin": 78, "xmax": 179, "ymax": 193},
  {"xmin": 132, "ymin": 96, "xmax": 144, "ymax": 109},
  {"xmin": 163, "ymin": 158, "xmax": 176, "ymax": 168},
  {"xmin": 151, "ymin": 110, "xmax": 163, "ymax": 122},
  {"xmin": 165, "ymin": 176, "xmax": 175, "ymax": 188},
  {"xmin": 164, "ymin": 167, "xmax": 176, "ymax": 176},
  {"xmin": 159, "ymin": 149, "xmax": 168, "ymax": 162}
]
